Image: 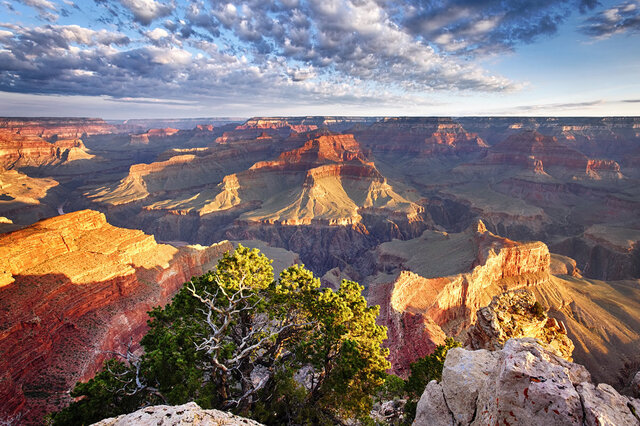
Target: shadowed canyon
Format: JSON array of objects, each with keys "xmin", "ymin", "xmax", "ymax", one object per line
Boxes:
[{"xmin": 1, "ymin": 116, "xmax": 640, "ymax": 424}]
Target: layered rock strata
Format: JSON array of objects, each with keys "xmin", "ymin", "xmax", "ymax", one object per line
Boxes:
[
  {"xmin": 0, "ymin": 117, "xmax": 115, "ymax": 139},
  {"xmin": 354, "ymin": 117, "xmax": 488, "ymax": 156},
  {"xmin": 413, "ymin": 338, "xmax": 640, "ymax": 426},
  {"xmin": 370, "ymin": 221, "xmax": 551, "ymax": 375},
  {"xmin": 0, "ymin": 210, "xmax": 233, "ymax": 424}
]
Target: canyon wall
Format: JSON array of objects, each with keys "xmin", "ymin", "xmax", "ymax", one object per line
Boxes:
[{"xmin": 0, "ymin": 210, "xmax": 233, "ymax": 424}]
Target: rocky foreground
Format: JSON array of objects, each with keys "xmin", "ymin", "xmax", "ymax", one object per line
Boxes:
[
  {"xmin": 413, "ymin": 338, "xmax": 640, "ymax": 426},
  {"xmin": 92, "ymin": 402, "xmax": 263, "ymax": 426}
]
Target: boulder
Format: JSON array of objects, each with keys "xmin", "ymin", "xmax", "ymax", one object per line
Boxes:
[
  {"xmin": 91, "ymin": 402, "xmax": 263, "ymax": 425},
  {"xmin": 413, "ymin": 338, "xmax": 640, "ymax": 426}
]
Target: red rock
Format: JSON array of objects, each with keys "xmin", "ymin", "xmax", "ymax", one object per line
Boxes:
[
  {"xmin": 353, "ymin": 117, "xmax": 488, "ymax": 156},
  {"xmin": 0, "ymin": 117, "xmax": 115, "ymax": 139},
  {"xmin": 0, "ymin": 210, "xmax": 233, "ymax": 423},
  {"xmin": 369, "ymin": 221, "xmax": 551, "ymax": 376},
  {"xmin": 480, "ymin": 130, "xmax": 589, "ymax": 170},
  {"xmin": 129, "ymin": 128, "xmax": 180, "ymax": 145}
]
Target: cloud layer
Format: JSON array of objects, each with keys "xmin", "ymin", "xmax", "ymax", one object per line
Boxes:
[{"xmin": 0, "ymin": 0, "xmax": 634, "ymax": 110}]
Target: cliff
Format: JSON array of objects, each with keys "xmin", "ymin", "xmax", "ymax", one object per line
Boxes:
[
  {"xmin": 0, "ymin": 117, "xmax": 116, "ymax": 139},
  {"xmin": 0, "ymin": 168, "xmax": 60, "ymax": 229},
  {"xmin": 413, "ymin": 338, "xmax": 640, "ymax": 426},
  {"xmin": 0, "ymin": 210, "xmax": 233, "ymax": 424},
  {"xmin": 365, "ymin": 222, "xmax": 640, "ymax": 385},
  {"xmin": 0, "ymin": 132, "xmax": 96, "ymax": 168},
  {"xmin": 369, "ymin": 221, "xmax": 551, "ymax": 375},
  {"xmin": 354, "ymin": 117, "xmax": 488, "ymax": 156}
]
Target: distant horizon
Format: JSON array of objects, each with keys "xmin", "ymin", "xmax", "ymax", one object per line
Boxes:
[{"xmin": 2, "ymin": 114, "xmax": 640, "ymax": 121}]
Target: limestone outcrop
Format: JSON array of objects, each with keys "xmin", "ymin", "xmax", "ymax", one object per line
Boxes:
[
  {"xmin": 92, "ymin": 402, "xmax": 263, "ymax": 426},
  {"xmin": 466, "ymin": 289, "xmax": 574, "ymax": 360},
  {"xmin": 0, "ymin": 210, "xmax": 233, "ymax": 424},
  {"xmin": 413, "ymin": 338, "xmax": 640, "ymax": 426}
]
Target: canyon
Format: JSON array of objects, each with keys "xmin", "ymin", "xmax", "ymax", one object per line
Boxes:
[{"xmin": 1, "ymin": 116, "xmax": 639, "ymax": 423}]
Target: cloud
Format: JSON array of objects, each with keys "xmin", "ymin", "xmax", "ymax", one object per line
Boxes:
[
  {"xmin": 15, "ymin": 0, "xmax": 59, "ymax": 21},
  {"xmin": 117, "ymin": 0, "xmax": 173, "ymax": 26},
  {"xmin": 10, "ymin": 0, "xmax": 624, "ymax": 111},
  {"xmin": 580, "ymin": 1, "xmax": 640, "ymax": 38},
  {"xmin": 17, "ymin": 0, "xmax": 57, "ymax": 11},
  {"xmin": 395, "ymin": 0, "xmax": 600, "ymax": 57}
]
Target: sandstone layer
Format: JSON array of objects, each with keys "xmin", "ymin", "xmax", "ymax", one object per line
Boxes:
[
  {"xmin": 0, "ymin": 210, "xmax": 233, "ymax": 424},
  {"xmin": 368, "ymin": 221, "xmax": 551, "ymax": 375},
  {"xmin": 363, "ymin": 222, "xmax": 640, "ymax": 385},
  {"xmin": 413, "ymin": 338, "xmax": 640, "ymax": 426},
  {"xmin": 0, "ymin": 118, "xmax": 116, "ymax": 139}
]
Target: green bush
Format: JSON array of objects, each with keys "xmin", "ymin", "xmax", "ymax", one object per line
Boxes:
[{"xmin": 50, "ymin": 245, "xmax": 390, "ymax": 425}]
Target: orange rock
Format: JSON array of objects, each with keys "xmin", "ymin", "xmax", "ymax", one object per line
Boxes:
[{"xmin": 0, "ymin": 210, "xmax": 233, "ymax": 423}]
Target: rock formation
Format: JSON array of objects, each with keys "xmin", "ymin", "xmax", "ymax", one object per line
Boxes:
[
  {"xmin": 585, "ymin": 159, "xmax": 624, "ymax": 180},
  {"xmin": 360, "ymin": 222, "xmax": 640, "ymax": 385},
  {"xmin": 413, "ymin": 338, "xmax": 640, "ymax": 426},
  {"xmin": 0, "ymin": 168, "xmax": 60, "ymax": 228},
  {"xmin": 466, "ymin": 289, "xmax": 574, "ymax": 360},
  {"xmin": 0, "ymin": 133, "xmax": 96, "ymax": 168},
  {"xmin": 0, "ymin": 210, "xmax": 233, "ymax": 424},
  {"xmin": 479, "ymin": 130, "xmax": 590, "ymax": 172},
  {"xmin": 369, "ymin": 221, "xmax": 551, "ymax": 375},
  {"xmin": 0, "ymin": 117, "xmax": 116, "ymax": 139},
  {"xmin": 354, "ymin": 117, "xmax": 488, "ymax": 156},
  {"xmin": 87, "ymin": 130, "xmax": 430, "ymax": 273},
  {"xmin": 129, "ymin": 128, "xmax": 180, "ymax": 145},
  {"xmin": 92, "ymin": 402, "xmax": 263, "ymax": 426}
]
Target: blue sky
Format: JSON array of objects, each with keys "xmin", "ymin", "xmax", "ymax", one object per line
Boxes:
[{"xmin": 0, "ymin": 0, "xmax": 639, "ymax": 118}]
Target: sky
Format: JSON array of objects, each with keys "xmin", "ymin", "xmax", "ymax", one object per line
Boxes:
[{"xmin": 0, "ymin": 0, "xmax": 639, "ymax": 118}]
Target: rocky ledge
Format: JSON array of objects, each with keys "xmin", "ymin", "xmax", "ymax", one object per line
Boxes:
[
  {"xmin": 467, "ymin": 289, "xmax": 574, "ymax": 361},
  {"xmin": 413, "ymin": 338, "xmax": 640, "ymax": 426},
  {"xmin": 92, "ymin": 402, "xmax": 263, "ymax": 426}
]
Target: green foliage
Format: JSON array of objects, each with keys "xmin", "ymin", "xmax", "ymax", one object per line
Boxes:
[
  {"xmin": 50, "ymin": 245, "xmax": 390, "ymax": 425},
  {"xmin": 404, "ymin": 338, "xmax": 462, "ymax": 423},
  {"xmin": 377, "ymin": 373, "xmax": 406, "ymax": 402},
  {"xmin": 49, "ymin": 359, "xmax": 163, "ymax": 426}
]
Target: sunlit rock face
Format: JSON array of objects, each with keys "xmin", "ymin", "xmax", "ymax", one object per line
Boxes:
[
  {"xmin": 91, "ymin": 402, "xmax": 264, "ymax": 426},
  {"xmin": 413, "ymin": 339, "xmax": 640, "ymax": 426},
  {"xmin": 362, "ymin": 222, "xmax": 640, "ymax": 385},
  {"xmin": 0, "ymin": 210, "xmax": 233, "ymax": 424},
  {"xmin": 368, "ymin": 221, "xmax": 551, "ymax": 376},
  {"xmin": 466, "ymin": 289, "xmax": 574, "ymax": 361},
  {"xmin": 86, "ymin": 129, "xmax": 431, "ymax": 274}
]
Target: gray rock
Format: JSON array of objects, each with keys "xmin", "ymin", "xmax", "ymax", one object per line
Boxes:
[
  {"xmin": 91, "ymin": 402, "xmax": 264, "ymax": 426},
  {"xmin": 441, "ymin": 347, "xmax": 498, "ymax": 425},
  {"xmin": 413, "ymin": 380, "xmax": 454, "ymax": 426},
  {"xmin": 633, "ymin": 371, "xmax": 640, "ymax": 398},
  {"xmin": 413, "ymin": 338, "xmax": 640, "ymax": 426},
  {"xmin": 579, "ymin": 382, "xmax": 640, "ymax": 426}
]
